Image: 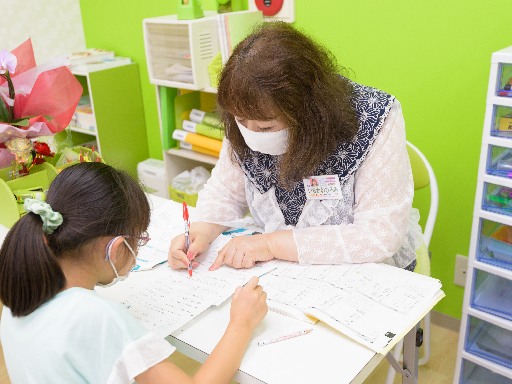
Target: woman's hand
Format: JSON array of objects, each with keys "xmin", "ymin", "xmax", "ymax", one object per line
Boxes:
[
  {"xmin": 209, "ymin": 234, "xmax": 275, "ymax": 270},
  {"xmin": 168, "ymin": 222, "xmax": 227, "ymax": 269},
  {"xmin": 230, "ymin": 276, "xmax": 268, "ymax": 332},
  {"xmin": 210, "ymin": 230, "xmax": 299, "ymax": 270}
]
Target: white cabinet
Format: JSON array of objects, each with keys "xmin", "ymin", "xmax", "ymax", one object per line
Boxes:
[
  {"xmin": 143, "ymin": 11, "xmax": 263, "ymax": 200},
  {"xmin": 454, "ymin": 46, "xmax": 512, "ymax": 384}
]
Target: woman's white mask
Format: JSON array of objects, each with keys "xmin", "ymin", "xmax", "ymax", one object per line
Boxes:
[
  {"xmin": 96, "ymin": 237, "xmax": 136, "ymax": 288},
  {"xmin": 235, "ymin": 118, "xmax": 289, "ymax": 156}
]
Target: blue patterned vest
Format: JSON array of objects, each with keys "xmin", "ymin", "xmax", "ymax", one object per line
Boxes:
[{"xmin": 234, "ymin": 81, "xmax": 396, "ymax": 226}]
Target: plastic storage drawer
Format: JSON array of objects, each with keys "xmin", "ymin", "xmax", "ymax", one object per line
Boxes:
[
  {"xmin": 465, "ymin": 315, "xmax": 512, "ymax": 369},
  {"xmin": 460, "ymin": 359, "xmax": 512, "ymax": 383},
  {"xmin": 479, "ymin": 219, "xmax": 512, "ymax": 270},
  {"xmin": 471, "ymin": 269, "xmax": 512, "ymax": 321}
]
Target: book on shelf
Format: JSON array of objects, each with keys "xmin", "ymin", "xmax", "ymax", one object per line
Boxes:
[
  {"xmin": 178, "ymin": 141, "xmax": 220, "ymax": 158},
  {"xmin": 182, "ymin": 120, "xmax": 225, "ymax": 140},
  {"xmin": 189, "ymin": 109, "xmax": 223, "ymax": 128},
  {"xmin": 259, "ymin": 260, "xmax": 445, "ymax": 354},
  {"xmin": 71, "ymin": 56, "xmax": 132, "ymax": 72},
  {"xmin": 217, "ymin": 11, "xmax": 263, "ymax": 64},
  {"xmin": 70, "ymin": 95, "xmax": 95, "ymax": 132},
  {"xmin": 172, "ymin": 129, "xmax": 223, "ymax": 153},
  {"xmin": 66, "ymin": 48, "xmax": 115, "ymax": 67}
]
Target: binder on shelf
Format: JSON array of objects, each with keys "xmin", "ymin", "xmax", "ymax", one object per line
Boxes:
[
  {"xmin": 189, "ymin": 108, "xmax": 223, "ymax": 127},
  {"xmin": 172, "ymin": 129, "xmax": 222, "ymax": 153},
  {"xmin": 178, "ymin": 141, "xmax": 220, "ymax": 158},
  {"xmin": 182, "ymin": 120, "xmax": 225, "ymax": 140}
]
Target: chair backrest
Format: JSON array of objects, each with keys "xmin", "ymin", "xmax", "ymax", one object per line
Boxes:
[{"xmin": 406, "ymin": 141, "xmax": 439, "ymax": 248}]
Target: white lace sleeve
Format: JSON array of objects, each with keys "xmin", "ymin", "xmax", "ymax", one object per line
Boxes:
[
  {"xmin": 194, "ymin": 138, "xmax": 248, "ymax": 224},
  {"xmin": 294, "ymin": 101, "xmax": 414, "ymax": 264}
]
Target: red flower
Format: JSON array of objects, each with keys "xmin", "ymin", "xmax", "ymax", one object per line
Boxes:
[
  {"xmin": 33, "ymin": 141, "xmax": 54, "ymax": 157},
  {"xmin": 32, "ymin": 156, "xmax": 46, "ymax": 165}
]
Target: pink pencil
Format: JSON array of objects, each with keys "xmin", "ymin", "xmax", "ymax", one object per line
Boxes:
[{"xmin": 258, "ymin": 329, "xmax": 313, "ymax": 346}]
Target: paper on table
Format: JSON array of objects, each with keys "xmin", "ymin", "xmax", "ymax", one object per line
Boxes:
[
  {"xmin": 258, "ymin": 262, "xmax": 443, "ymax": 353},
  {"xmin": 134, "ymin": 200, "xmax": 193, "ymax": 271},
  {"xmin": 98, "ymin": 208, "xmax": 277, "ymax": 337}
]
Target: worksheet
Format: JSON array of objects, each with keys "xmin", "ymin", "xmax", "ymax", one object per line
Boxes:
[
  {"xmin": 98, "ymin": 228, "xmax": 276, "ymax": 337},
  {"xmin": 259, "ymin": 261, "xmax": 444, "ymax": 353},
  {"xmin": 134, "ymin": 200, "xmax": 188, "ymax": 271}
]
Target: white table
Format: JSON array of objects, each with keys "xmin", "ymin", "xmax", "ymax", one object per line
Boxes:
[
  {"xmin": 0, "ymin": 196, "xmax": 431, "ymax": 384},
  {"xmin": 142, "ymin": 195, "xmax": 425, "ymax": 384}
]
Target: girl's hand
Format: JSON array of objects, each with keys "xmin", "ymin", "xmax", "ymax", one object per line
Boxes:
[
  {"xmin": 168, "ymin": 229, "xmax": 209, "ymax": 269},
  {"xmin": 230, "ymin": 276, "xmax": 268, "ymax": 332},
  {"xmin": 168, "ymin": 222, "xmax": 228, "ymax": 269},
  {"xmin": 209, "ymin": 234, "xmax": 275, "ymax": 271}
]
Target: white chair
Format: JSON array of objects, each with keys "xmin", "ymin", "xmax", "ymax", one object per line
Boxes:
[{"xmin": 385, "ymin": 141, "xmax": 439, "ymax": 384}]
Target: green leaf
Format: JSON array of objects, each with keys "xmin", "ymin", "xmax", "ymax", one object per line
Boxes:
[
  {"xmin": 0, "ymin": 99, "xmax": 8, "ymax": 123},
  {"xmin": 11, "ymin": 119, "xmax": 30, "ymax": 127}
]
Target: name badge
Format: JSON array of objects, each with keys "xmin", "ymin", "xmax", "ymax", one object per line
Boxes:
[{"xmin": 303, "ymin": 175, "xmax": 342, "ymax": 200}]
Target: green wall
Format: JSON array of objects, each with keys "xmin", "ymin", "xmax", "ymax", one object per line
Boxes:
[{"xmin": 79, "ymin": 0, "xmax": 512, "ymax": 319}]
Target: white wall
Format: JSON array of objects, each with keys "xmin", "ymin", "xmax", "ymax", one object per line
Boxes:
[{"xmin": 0, "ymin": 0, "xmax": 86, "ymax": 64}]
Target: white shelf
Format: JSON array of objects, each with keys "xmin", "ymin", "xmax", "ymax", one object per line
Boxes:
[
  {"xmin": 69, "ymin": 125, "xmax": 98, "ymax": 136},
  {"xmin": 488, "ymin": 96, "xmax": 512, "ymax": 108},
  {"xmin": 470, "ymin": 259, "xmax": 512, "ymax": 282},
  {"xmin": 483, "ymin": 136, "xmax": 512, "ymax": 148},
  {"xmin": 461, "ymin": 350, "xmax": 512, "ymax": 380},
  {"xmin": 149, "ymin": 78, "xmax": 218, "ymax": 93},
  {"xmin": 455, "ymin": 46, "xmax": 512, "ymax": 384},
  {"xmin": 166, "ymin": 148, "xmax": 218, "ymax": 166},
  {"xmin": 467, "ymin": 306, "xmax": 512, "ymax": 333}
]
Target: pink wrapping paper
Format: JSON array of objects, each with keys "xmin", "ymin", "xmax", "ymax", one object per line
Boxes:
[{"xmin": 0, "ymin": 38, "xmax": 82, "ymax": 168}]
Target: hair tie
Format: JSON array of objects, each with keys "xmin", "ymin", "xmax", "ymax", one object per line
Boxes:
[{"xmin": 23, "ymin": 199, "xmax": 63, "ymax": 234}]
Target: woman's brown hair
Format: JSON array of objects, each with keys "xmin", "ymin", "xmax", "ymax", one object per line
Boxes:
[
  {"xmin": 217, "ymin": 22, "xmax": 359, "ymax": 187},
  {"xmin": 0, "ymin": 162, "xmax": 150, "ymax": 317}
]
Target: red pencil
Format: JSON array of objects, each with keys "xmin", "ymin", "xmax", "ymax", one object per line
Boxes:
[{"xmin": 183, "ymin": 202, "xmax": 192, "ymax": 276}]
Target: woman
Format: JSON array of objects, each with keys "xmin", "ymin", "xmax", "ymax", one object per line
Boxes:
[{"xmin": 168, "ymin": 22, "xmax": 423, "ymax": 271}]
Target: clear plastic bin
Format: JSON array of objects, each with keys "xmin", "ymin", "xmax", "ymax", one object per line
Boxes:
[
  {"xmin": 478, "ymin": 219, "xmax": 512, "ymax": 270},
  {"xmin": 471, "ymin": 269, "xmax": 512, "ymax": 321},
  {"xmin": 465, "ymin": 316, "xmax": 512, "ymax": 369},
  {"xmin": 482, "ymin": 183, "xmax": 512, "ymax": 216},
  {"xmin": 497, "ymin": 64, "xmax": 512, "ymax": 98},
  {"xmin": 487, "ymin": 145, "xmax": 512, "ymax": 179},
  {"xmin": 460, "ymin": 359, "xmax": 512, "ymax": 383},
  {"xmin": 491, "ymin": 105, "xmax": 512, "ymax": 138}
]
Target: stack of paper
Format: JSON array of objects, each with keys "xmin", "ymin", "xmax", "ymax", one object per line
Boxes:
[
  {"xmin": 70, "ymin": 95, "xmax": 95, "ymax": 131},
  {"xmin": 66, "ymin": 48, "xmax": 114, "ymax": 68},
  {"xmin": 72, "ymin": 57, "xmax": 132, "ymax": 72},
  {"xmin": 259, "ymin": 261, "xmax": 444, "ymax": 354},
  {"xmin": 97, "ymin": 200, "xmax": 276, "ymax": 337}
]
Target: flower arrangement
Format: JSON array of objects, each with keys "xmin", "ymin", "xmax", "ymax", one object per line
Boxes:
[{"xmin": 0, "ymin": 39, "xmax": 82, "ymax": 177}]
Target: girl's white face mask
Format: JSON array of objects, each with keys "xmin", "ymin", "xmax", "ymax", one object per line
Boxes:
[
  {"xmin": 235, "ymin": 118, "xmax": 289, "ymax": 156},
  {"xmin": 96, "ymin": 237, "xmax": 136, "ymax": 288}
]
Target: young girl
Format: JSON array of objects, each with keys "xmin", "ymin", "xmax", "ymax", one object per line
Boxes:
[{"xmin": 0, "ymin": 162, "xmax": 268, "ymax": 384}]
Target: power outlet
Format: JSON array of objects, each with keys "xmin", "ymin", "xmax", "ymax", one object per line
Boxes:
[{"xmin": 454, "ymin": 254, "xmax": 468, "ymax": 287}]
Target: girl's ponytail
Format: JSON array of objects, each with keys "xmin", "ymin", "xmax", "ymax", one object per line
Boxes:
[
  {"xmin": 0, "ymin": 162, "xmax": 150, "ymax": 317},
  {"xmin": 0, "ymin": 213, "xmax": 65, "ymax": 317}
]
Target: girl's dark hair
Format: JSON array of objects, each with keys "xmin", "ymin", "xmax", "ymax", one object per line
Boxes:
[
  {"xmin": 217, "ymin": 22, "xmax": 359, "ymax": 187},
  {"xmin": 0, "ymin": 162, "xmax": 150, "ymax": 317}
]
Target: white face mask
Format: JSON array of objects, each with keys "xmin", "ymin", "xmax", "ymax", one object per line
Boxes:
[
  {"xmin": 96, "ymin": 237, "xmax": 136, "ymax": 288},
  {"xmin": 235, "ymin": 118, "xmax": 289, "ymax": 156}
]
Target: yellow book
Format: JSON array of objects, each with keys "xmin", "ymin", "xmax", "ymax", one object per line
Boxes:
[
  {"xmin": 172, "ymin": 129, "xmax": 222, "ymax": 153},
  {"xmin": 178, "ymin": 141, "xmax": 220, "ymax": 158}
]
